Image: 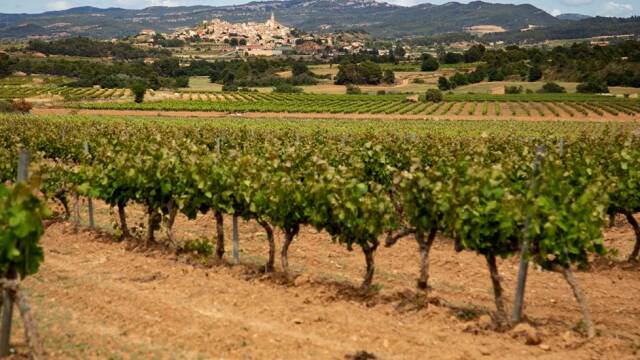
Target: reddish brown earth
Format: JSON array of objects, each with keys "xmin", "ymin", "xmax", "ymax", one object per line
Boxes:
[
  {"xmin": 7, "ymin": 200, "xmax": 640, "ymax": 359},
  {"xmin": 33, "ymin": 107, "xmax": 640, "ymax": 122}
]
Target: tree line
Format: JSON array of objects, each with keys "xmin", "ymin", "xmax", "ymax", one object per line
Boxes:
[
  {"xmin": 27, "ymin": 37, "xmax": 171, "ymax": 60},
  {"xmin": 426, "ymin": 41, "xmax": 640, "ymax": 92}
]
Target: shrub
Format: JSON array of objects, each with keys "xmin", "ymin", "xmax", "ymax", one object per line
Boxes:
[
  {"xmin": 577, "ymin": 78, "xmax": 609, "ymax": 94},
  {"xmin": 505, "ymin": 85, "xmax": 524, "ymax": 94},
  {"xmin": 11, "ymin": 99, "xmax": 33, "ymax": 113},
  {"xmin": 438, "ymin": 76, "xmax": 452, "ymax": 91},
  {"xmin": 443, "ymin": 52, "xmax": 464, "ymax": 64},
  {"xmin": 412, "ymin": 78, "xmax": 425, "ymax": 84},
  {"xmin": 273, "ymin": 83, "xmax": 303, "ymax": 93},
  {"xmin": 130, "ymin": 81, "xmax": 147, "ymax": 103},
  {"xmin": 421, "ymin": 56, "xmax": 439, "ymax": 72},
  {"xmin": 346, "ymin": 84, "xmax": 361, "ymax": 94},
  {"xmin": 181, "ymin": 239, "xmax": 214, "ymax": 257},
  {"xmin": 424, "ymin": 89, "xmax": 443, "ymax": 102},
  {"xmin": 377, "ymin": 90, "xmax": 386, "ymax": 95},
  {"xmin": 383, "ymin": 69, "xmax": 395, "ymax": 84},
  {"xmin": 291, "ymin": 73, "xmax": 318, "ymax": 85},
  {"xmin": 450, "ymin": 73, "xmax": 469, "ymax": 87},
  {"xmin": 538, "ymin": 82, "xmax": 566, "ymax": 94},
  {"xmin": 174, "ymin": 76, "xmax": 190, "ymax": 88},
  {"xmin": 0, "ymin": 100, "xmax": 15, "ymax": 113},
  {"xmin": 222, "ymin": 83, "xmax": 238, "ymax": 92},
  {"xmin": 467, "ymin": 68, "xmax": 486, "ymax": 84}
]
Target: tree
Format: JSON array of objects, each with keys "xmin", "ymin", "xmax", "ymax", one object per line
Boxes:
[
  {"xmin": 467, "ymin": 67, "xmax": 486, "ymax": 84},
  {"xmin": 273, "ymin": 83, "xmax": 303, "ymax": 93},
  {"xmin": 438, "ymin": 76, "xmax": 452, "ymax": 91},
  {"xmin": 463, "ymin": 44, "xmax": 486, "ymax": 63},
  {"xmin": 488, "ymin": 67, "xmax": 505, "ymax": 82},
  {"xmin": 292, "ymin": 61, "xmax": 309, "ymax": 77},
  {"xmin": 443, "ymin": 52, "xmax": 464, "ymax": 64},
  {"xmin": 421, "ymin": 56, "xmax": 439, "ymax": 72},
  {"xmin": 359, "ymin": 61, "xmax": 383, "ymax": 85},
  {"xmin": 335, "ymin": 61, "xmax": 382, "ymax": 85},
  {"xmin": 383, "ymin": 69, "xmax": 395, "ymax": 84},
  {"xmin": 393, "ymin": 44, "xmax": 406, "ymax": 59},
  {"xmin": 335, "ymin": 62, "xmax": 359, "ymax": 85},
  {"xmin": 346, "ymin": 84, "xmax": 361, "ymax": 94},
  {"xmin": 538, "ymin": 82, "xmax": 566, "ymax": 93},
  {"xmin": 153, "ymin": 57, "xmax": 181, "ymax": 77},
  {"xmin": 424, "ymin": 89, "xmax": 443, "ymax": 102},
  {"xmin": 577, "ymin": 77, "xmax": 609, "ymax": 93},
  {"xmin": 505, "ymin": 85, "xmax": 523, "ymax": 94},
  {"xmin": 229, "ymin": 38, "xmax": 239, "ymax": 47},
  {"xmin": 0, "ymin": 54, "xmax": 12, "ymax": 78},
  {"xmin": 174, "ymin": 76, "xmax": 189, "ymax": 88},
  {"xmin": 130, "ymin": 81, "xmax": 147, "ymax": 103},
  {"xmin": 450, "ymin": 73, "xmax": 469, "ymax": 88},
  {"xmin": 528, "ymin": 65, "xmax": 543, "ymax": 82},
  {"xmin": 239, "ymin": 38, "xmax": 247, "ymax": 46}
]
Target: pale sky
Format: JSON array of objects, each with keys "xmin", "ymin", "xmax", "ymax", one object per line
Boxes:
[{"xmin": 0, "ymin": 0, "xmax": 638, "ymax": 18}]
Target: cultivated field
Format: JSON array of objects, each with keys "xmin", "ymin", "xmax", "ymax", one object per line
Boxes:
[{"xmin": 69, "ymin": 92, "xmax": 640, "ymax": 121}]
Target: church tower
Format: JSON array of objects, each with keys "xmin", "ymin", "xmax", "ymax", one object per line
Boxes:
[{"xmin": 269, "ymin": 11, "xmax": 276, "ymax": 29}]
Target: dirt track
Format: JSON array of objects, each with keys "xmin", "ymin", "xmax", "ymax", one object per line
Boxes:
[
  {"xmin": 33, "ymin": 107, "xmax": 640, "ymax": 123},
  {"xmin": 10, "ymin": 200, "xmax": 640, "ymax": 359}
]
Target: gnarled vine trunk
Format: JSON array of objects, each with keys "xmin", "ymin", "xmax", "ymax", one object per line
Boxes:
[
  {"xmin": 281, "ymin": 225, "xmax": 299, "ymax": 273},
  {"xmin": 561, "ymin": 266, "xmax": 596, "ymax": 338},
  {"xmin": 214, "ymin": 210, "xmax": 225, "ymax": 259},
  {"xmin": 624, "ymin": 211, "xmax": 640, "ymax": 261},
  {"xmin": 361, "ymin": 241, "xmax": 379, "ymax": 289},
  {"xmin": 258, "ymin": 220, "xmax": 275, "ymax": 272},
  {"xmin": 416, "ymin": 228, "xmax": 437, "ymax": 291},
  {"xmin": 165, "ymin": 201, "xmax": 178, "ymax": 246},
  {"xmin": 12, "ymin": 288, "xmax": 44, "ymax": 359},
  {"xmin": 55, "ymin": 191, "xmax": 70, "ymax": 220},
  {"xmin": 486, "ymin": 254, "xmax": 508, "ymax": 329},
  {"xmin": 117, "ymin": 201, "xmax": 130, "ymax": 238},
  {"xmin": 146, "ymin": 207, "xmax": 160, "ymax": 247},
  {"xmin": 0, "ymin": 267, "xmax": 16, "ymax": 357}
]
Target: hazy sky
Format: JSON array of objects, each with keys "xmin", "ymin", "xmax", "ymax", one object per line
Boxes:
[{"xmin": 1, "ymin": 0, "xmax": 638, "ymax": 17}]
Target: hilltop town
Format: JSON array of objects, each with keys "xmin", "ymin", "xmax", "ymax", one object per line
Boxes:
[
  {"xmin": 132, "ymin": 13, "xmax": 381, "ymax": 57},
  {"xmin": 172, "ymin": 12, "xmax": 294, "ymax": 49}
]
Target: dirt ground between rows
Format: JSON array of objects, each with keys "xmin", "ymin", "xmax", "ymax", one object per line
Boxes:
[
  {"xmin": 7, "ymin": 199, "xmax": 640, "ymax": 359},
  {"xmin": 33, "ymin": 107, "xmax": 640, "ymax": 123}
]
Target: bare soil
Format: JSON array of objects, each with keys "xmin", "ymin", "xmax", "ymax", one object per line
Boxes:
[
  {"xmin": 8, "ymin": 199, "xmax": 640, "ymax": 359},
  {"xmin": 33, "ymin": 108, "xmax": 640, "ymax": 123}
]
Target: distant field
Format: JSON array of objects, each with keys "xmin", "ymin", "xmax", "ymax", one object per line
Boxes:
[
  {"xmin": 71, "ymin": 92, "xmax": 640, "ymax": 121},
  {"xmin": 454, "ymin": 81, "xmax": 640, "ymax": 96},
  {"xmin": 188, "ymin": 76, "xmax": 271, "ymax": 93}
]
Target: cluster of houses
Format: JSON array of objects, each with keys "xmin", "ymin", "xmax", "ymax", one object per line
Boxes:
[{"xmin": 133, "ymin": 13, "xmax": 380, "ymax": 57}]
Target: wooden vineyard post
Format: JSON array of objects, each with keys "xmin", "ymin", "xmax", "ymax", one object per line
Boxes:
[
  {"xmin": 512, "ymin": 145, "xmax": 544, "ymax": 324},
  {"xmin": 84, "ymin": 142, "xmax": 95, "ymax": 229},
  {"xmin": 0, "ymin": 149, "xmax": 30, "ymax": 357},
  {"xmin": 232, "ymin": 215, "xmax": 240, "ymax": 264}
]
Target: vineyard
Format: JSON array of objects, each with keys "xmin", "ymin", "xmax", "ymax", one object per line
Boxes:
[
  {"xmin": 2, "ymin": 114, "xmax": 640, "ymax": 351},
  {"xmin": 0, "ymin": 85, "xmax": 131, "ymax": 101},
  {"xmin": 72, "ymin": 92, "xmax": 640, "ymax": 119}
]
